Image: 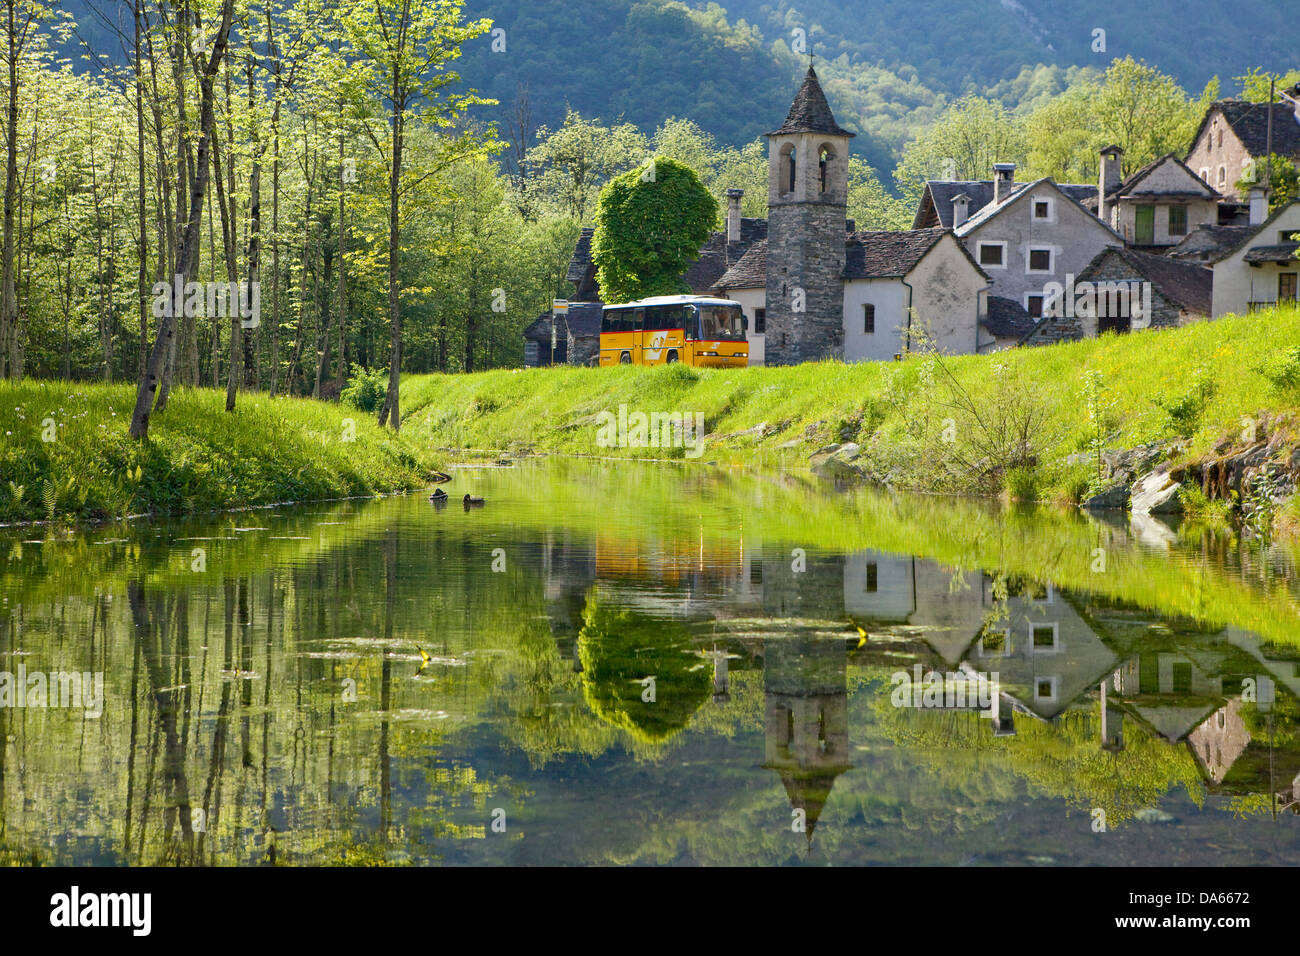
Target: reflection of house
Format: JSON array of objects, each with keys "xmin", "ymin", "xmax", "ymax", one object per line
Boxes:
[
  {"xmin": 762, "ymin": 635, "xmax": 851, "ymax": 844},
  {"xmin": 1188, "ymin": 699, "xmax": 1251, "ymax": 783},
  {"xmin": 964, "ymin": 582, "xmax": 1119, "ymax": 720},
  {"xmin": 1111, "ymin": 652, "xmax": 1225, "ymax": 742},
  {"xmin": 843, "ymin": 550, "xmax": 914, "ymax": 622}
]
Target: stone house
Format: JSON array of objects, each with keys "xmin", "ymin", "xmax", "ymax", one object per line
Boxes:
[
  {"xmin": 1021, "ymin": 246, "xmax": 1212, "ymax": 345},
  {"xmin": 1207, "ymin": 199, "xmax": 1300, "ymax": 317},
  {"xmin": 713, "ymin": 227, "xmax": 991, "ymax": 362},
  {"xmin": 950, "ymin": 168, "xmax": 1122, "ymax": 320},
  {"xmin": 1092, "ymin": 149, "xmax": 1221, "ymax": 247},
  {"xmin": 1186, "ymin": 91, "xmax": 1300, "ymax": 201},
  {"xmin": 912, "ymin": 174, "xmax": 1097, "ymax": 229}
]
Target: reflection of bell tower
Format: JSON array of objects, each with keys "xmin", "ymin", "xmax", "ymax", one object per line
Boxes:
[
  {"xmin": 762, "ymin": 636, "xmax": 852, "ymax": 845},
  {"xmin": 764, "ymin": 65, "xmax": 852, "ymax": 366}
]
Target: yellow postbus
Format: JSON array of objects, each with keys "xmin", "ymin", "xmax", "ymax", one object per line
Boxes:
[{"xmin": 599, "ymin": 295, "xmax": 749, "ymax": 368}]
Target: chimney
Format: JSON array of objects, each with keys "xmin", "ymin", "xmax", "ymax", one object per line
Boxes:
[
  {"xmin": 725, "ymin": 188, "xmax": 744, "ymax": 244},
  {"xmin": 951, "ymin": 192, "xmax": 970, "ymax": 228},
  {"xmin": 992, "ymin": 163, "xmax": 1016, "ymax": 205},
  {"xmin": 1098, "ymin": 145, "xmax": 1124, "ymax": 225},
  {"xmin": 1249, "ymin": 186, "xmax": 1268, "ymax": 225}
]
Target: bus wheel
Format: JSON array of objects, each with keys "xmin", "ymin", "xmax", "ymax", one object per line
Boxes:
[
  {"xmin": 665, "ymin": 350, "xmax": 678, "ymax": 363},
  {"xmin": 619, "ymin": 351, "xmax": 631, "ymax": 364}
]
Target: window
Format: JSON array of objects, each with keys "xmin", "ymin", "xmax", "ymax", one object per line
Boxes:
[
  {"xmin": 1025, "ymin": 294, "xmax": 1045, "ymax": 318},
  {"xmin": 863, "ymin": 303, "xmax": 876, "ymax": 334},
  {"xmin": 1035, "ymin": 677, "xmax": 1057, "ymax": 702},
  {"xmin": 750, "ymin": 562, "xmax": 763, "ymax": 585},
  {"xmin": 977, "ymin": 241, "xmax": 1005, "ymax": 268},
  {"xmin": 1031, "ymin": 623, "xmax": 1059, "ymax": 652},
  {"xmin": 1218, "ymin": 165, "xmax": 1227, "ymax": 187},
  {"xmin": 1199, "ymin": 167, "xmax": 1210, "ymax": 183},
  {"xmin": 780, "ymin": 144, "xmax": 796, "ymax": 195},
  {"xmin": 980, "ymin": 627, "xmax": 1011, "ymax": 657},
  {"xmin": 1167, "ymin": 204, "xmax": 1187, "ymax": 237},
  {"xmin": 1281, "ymin": 273, "xmax": 1298, "ymax": 302},
  {"xmin": 865, "ymin": 561, "xmax": 878, "ymax": 592},
  {"xmin": 1216, "ymin": 129, "xmax": 1223, "ymax": 149},
  {"xmin": 819, "ymin": 145, "xmax": 833, "ymax": 193},
  {"xmin": 1032, "ymin": 199, "xmax": 1051, "ymax": 220},
  {"xmin": 1027, "ymin": 247, "xmax": 1053, "ymax": 272},
  {"xmin": 752, "ymin": 308, "xmax": 765, "ymax": 334}
]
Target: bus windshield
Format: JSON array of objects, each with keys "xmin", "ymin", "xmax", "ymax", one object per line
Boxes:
[{"xmin": 696, "ymin": 304, "xmax": 745, "ymax": 340}]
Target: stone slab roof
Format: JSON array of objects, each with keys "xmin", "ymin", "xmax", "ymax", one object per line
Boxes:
[
  {"xmin": 1243, "ymin": 243, "xmax": 1300, "ymax": 264},
  {"xmin": 915, "ymin": 179, "xmax": 1097, "ymax": 229},
  {"xmin": 1079, "ymin": 245, "xmax": 1213, "ymax": 316},
  {"xmin": 767, "ymin": 65, "xmax": 854, "ymax": 138},
  {"xmin": 982, "ymin": 296, "xmax": 1036, "ymax": 340},
  {"xmin": 843, "ymin": 228, "xmax": 948, "ymax": 279},
  {"xmin": 1168, "ymin": 224, "xmax": 1254, "ymax": 261}
]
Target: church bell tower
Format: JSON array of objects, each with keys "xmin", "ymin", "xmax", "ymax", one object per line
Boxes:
[{"xmin": 764, "ymin": 65, "xmax": 853, "ymax": 365}]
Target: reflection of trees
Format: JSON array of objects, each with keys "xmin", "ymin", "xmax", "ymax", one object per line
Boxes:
[
  {"xmin": 578, "ymin": 591, "xmax": 710, "ymax": 745},
  {"xmin": 873, "ymin": 693, "xmax": 1205, "ymax": 826}
]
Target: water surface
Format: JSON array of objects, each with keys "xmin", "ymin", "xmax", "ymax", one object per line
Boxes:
[{"xmin": 3, "ymin": 459, "xmax": 1300, "ymax": 865}]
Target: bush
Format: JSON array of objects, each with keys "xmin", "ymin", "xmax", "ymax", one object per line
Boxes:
[
  {"xmin": 1259, "ymin": 345, "xmax": 1300, "ymax": 395},
  {"xmin": 1154, "ymin": 368, "xmax": 1215, "ymax": 435},
  {"xmin": 340, "ymin": 368, "xmax": 389, "ymax": 413},
  {"xmin": 1005, "ymin": 466, "xmax": 1039, "ymax": 502}
]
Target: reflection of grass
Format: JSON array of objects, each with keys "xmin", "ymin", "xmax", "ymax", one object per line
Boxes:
[
  {"xmin": 578, "ymin": 590, "xmax": 710, "ymax": 744},
  {"xmin": 458, "ymin": 459, "xmax": 1300, "ymax": 651}
]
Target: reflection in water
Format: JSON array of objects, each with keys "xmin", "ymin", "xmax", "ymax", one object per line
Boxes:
[{"xmin": 2, "ymin": 459, "xmax": 1300, "ymax": 865}]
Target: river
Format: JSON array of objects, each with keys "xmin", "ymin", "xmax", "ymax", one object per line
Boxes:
[{"xmin": 2, "ymin": 458, "xmax": 1299, "ymax": 865}]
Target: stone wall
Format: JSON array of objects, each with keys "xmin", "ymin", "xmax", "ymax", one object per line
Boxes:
[
  {"xmin": 764, "ymin": 201, "xmax": 846, "ymax": 364},
  {"xmin": 1186, "ymin": 115, "xmax": 1253, "ymax": 199}
]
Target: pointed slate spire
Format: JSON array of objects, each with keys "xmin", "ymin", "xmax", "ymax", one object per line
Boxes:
[{"xmin": 767, "ymin": 65, "xmax": 854, "ymax": 138}]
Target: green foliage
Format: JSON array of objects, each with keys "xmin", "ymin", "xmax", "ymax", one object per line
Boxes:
[
  {"xmin": 341, "ymin": 367, "xmax": 391, "ymax": 413},
  {"xmin": 1235, "ymin": 154, "xmax": 1300, "ymax": 213},
  {"xmin": 893, "ymin": 96, "xmax": 1027, "ymax": 208},
  {"xmin": 1154, "ymin": 366, "xmax": 1217, "ymax": 436},
  {"xmin": 590, "ymin": 157, "xmax": 718, "ymax": 303},
  {"xmin": 1258, "ymin": 345, "xmax": 1300, "ymax": 396}
]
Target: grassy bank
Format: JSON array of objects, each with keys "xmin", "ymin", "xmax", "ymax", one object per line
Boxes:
[
  {"xmin": 403, "ymin": 304, "xmax": 1300, "ymax": 503},
  {"xmin": 0, "ymin": 382, "xmax": 441, "ymax": 523}
]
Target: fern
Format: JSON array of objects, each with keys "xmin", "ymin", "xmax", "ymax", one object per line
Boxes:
[{"xmin": 41, "ymin": 480, "xmax": 57, "ymax": 521}]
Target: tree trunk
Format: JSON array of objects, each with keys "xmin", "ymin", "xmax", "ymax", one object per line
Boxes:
[
  {"xmin": 1, "ymin": 1, "xmax": 22, "ymax": 380},
  {"xmin": 378, "ymin": 103, "xmax": 403, "ymax": 430},
  {"xmin": 129, "ymin": 0, "xmax": 235, "ymax": 441}
]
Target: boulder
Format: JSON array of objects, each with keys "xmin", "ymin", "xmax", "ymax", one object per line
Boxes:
[
  {"xmin": 811, "ymin": 443, "xmax": 865, "ymax": 480},
  {"xmin": 1083, "ymin": 483, "xmax": 1129, "ymax": 511},
  {"xmin": 1131, "ymin": 470, "xmax": 1183, "ymax": 515}
]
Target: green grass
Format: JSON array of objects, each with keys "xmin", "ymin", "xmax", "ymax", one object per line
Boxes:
[
  {"xmin": 402, "ymin": 304, "xmax": 1300, "ymax": 500},
  {"xmin": 0, "ymin": 383, "xmax": 441, "ymax": 523}
]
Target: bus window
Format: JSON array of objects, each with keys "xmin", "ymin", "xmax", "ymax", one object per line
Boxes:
[
  {"xmin": 683, "ymin": 304, "xmax": 699, "ymax": 339},
  {"xmin": 699, "ymin": 304, "xmax": 745, "ymax": 340},
  {"xmin": 631, "ymin": 308, "xmax": 645, "ymax": 331}
]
